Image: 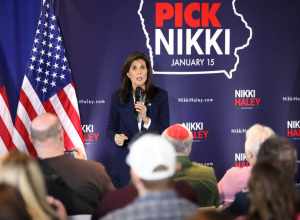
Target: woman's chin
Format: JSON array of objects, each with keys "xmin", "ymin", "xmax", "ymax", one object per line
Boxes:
[{"xmin": 134, "ymin": 83, "xmax": 145, "ymax": 88}]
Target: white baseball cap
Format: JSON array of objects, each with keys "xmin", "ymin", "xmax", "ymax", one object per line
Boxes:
[{"xmin": 126, "ymin": 134, "xmax": 176, "ymax": 181}]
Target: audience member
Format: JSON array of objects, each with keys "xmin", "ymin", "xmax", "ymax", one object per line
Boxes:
[
  {"xmin": 101, "ymin": 134, "xmax": 197, "ymax": 220},
  {"xmin": 0, "ymin": 150, "xmax": 67, "ymax": 220},
  {"xmin": 0, "ymin": 183, "xmax": 31, "ymax": 220},
  {"xmin": 162, "ymin": 123, "xmax": 219, "ymax": 206},
  {"xmin": 218, "ymin": 124, "xmax": 274, "ymax": 204},
  {"xmin": 92, "ymin": 180, "xmax": 198, "ymax": 220},
  {"xmin": 256, "ymin": 136, "xmax": 297, "ymax": 175},
  {"xmin": 247, "ymin": 162, "xmax": 297, "ymax": 220},
  {"xmin": 30, "ymin": 113, "xmax": 115, "ymax": 215},
  {"xmin": 225, "ymin": 136, "xmax": 299, "ymax": 217}
]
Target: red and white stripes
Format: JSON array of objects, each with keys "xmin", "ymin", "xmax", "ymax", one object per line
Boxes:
[
  {"xmin": 0, "ymin": 86, "xmax": 15, "ymax": 153},
  {"xmin": 13, "ymin": 75, "xmax": 86, "ymax": 158}
]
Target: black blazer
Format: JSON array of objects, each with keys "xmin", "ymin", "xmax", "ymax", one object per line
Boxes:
[{"xmin": 107, "ymin": 87, "xmax": 170, "ymax": 145}]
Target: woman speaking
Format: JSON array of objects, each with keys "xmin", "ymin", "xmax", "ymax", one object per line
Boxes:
[{"xmin": 107, "ymin": 51, "xmax": 170, "ymax": 186}]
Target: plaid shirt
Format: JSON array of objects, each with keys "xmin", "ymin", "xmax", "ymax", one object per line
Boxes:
[{"xmin": 100, "ymin": 190, "xmax": 197, "ymax": 220}]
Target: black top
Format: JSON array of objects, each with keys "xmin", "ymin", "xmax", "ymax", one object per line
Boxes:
[{"xmin": 107, "ymin": 86, "xmax": 170, "ymax": 145}]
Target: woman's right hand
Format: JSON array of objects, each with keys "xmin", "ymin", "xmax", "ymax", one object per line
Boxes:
[{"xmin": 114, "ymin": 133, "xmax": 128, "ymax": 147}]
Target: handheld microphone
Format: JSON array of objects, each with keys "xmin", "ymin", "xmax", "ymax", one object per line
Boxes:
[
  {"xmin": 134, "ymin": 87, "xmax": 144, "ymax": 118},
  {"xmin": 135, "ymin": 87, "xmax": 144, "ymax": 103}
]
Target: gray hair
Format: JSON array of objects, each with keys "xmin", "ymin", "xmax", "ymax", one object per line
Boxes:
[
  {"xmin": 30, "ymin": 120, "xmax": 62, "ymax": 142},
  {"xmin": 245, "ymin": 123, "xmax": 275, "ymax": 156},
  {"xmin": 163, "ymin": 134, "xmax": 193, "ymax": 156}
]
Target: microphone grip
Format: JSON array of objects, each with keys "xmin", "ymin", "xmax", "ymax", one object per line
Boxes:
[
  {"xmin": 134, "ymin": 87, "xmax": 144, "ymax": 117},
  {"xmin": 135, "ymin": 87, "xmax": 143, "ymax": 103}
]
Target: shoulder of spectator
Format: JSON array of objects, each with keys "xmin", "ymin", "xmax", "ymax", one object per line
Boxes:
[{"xmin": 191, "ymin": 162, "xmax": 216, "ymax": 174}]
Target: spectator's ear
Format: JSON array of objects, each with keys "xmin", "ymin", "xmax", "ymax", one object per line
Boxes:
[
  {"xmin": 130, "ymin": 169, "xmax": 143, "ymax": 189},
  {"xmin": 58, "ymin": 128, "xmax": 64, "ymax": 143},
  {"xmin": 176, "ymin": 162, "xmax": 182, "ymax": 172},
  {"xmin": 73, "ymin": 148, "xmax": 86, "ymax": 160},
  {"xmin": 246, "ymin": 151, "xmax": 255, "ymax": 165}
]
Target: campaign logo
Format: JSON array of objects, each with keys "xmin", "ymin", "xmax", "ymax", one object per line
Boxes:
[
  {"xmin": 81, "ymin": 124, "xmax": 100, "ymax": 144},
  {"xmin": 182, "ymin": 121, "xmax": 208, "ymax": 141},
  {"xmin": 234, "ymin": 89, "xmax": 261, "ymax": 109},
  {"xmin": 234, "ymin": 153, "xmax": 249, "ymax": 167},
  {"xmin": 138, "ymin": 0, "xmax": 253, "ymax": 78},
  {"xmin": 287, "ymin": 120, "xmax": 300, "ymax": 139}
]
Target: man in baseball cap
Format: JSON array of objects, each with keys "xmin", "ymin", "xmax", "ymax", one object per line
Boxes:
[
  {"xmin": 101, "ymin": 133, "xmax": 197, "ymax": 220},
  {"xmin": 162, "ymin": 123, "xmax": 219, "ymax": 207}
]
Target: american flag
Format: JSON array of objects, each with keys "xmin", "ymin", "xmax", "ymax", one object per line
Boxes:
[
  {"xmin": 0, "ymin": 74, "xmax": 15, "ymax": 154},
  {"xmin": 13, "ymin": 0, "xmax": 86, "ymax": 158}
]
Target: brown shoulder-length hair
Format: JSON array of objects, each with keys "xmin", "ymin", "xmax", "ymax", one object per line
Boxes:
[
  {"xmin": 248, "ymin": 162, "xmax": 296, "ymax": 220},
  {"xmin": 118, "ymin": 51, "xmax": 158, "ymax": 103}
]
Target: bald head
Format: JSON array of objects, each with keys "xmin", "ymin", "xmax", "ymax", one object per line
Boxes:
[
  {"xmin": 162, "ymin": 124, "xmax": 193, "ymax": 156},
  {"xmin": 30, "ymin": 113, "xmax": 62, "ymax": 143}
]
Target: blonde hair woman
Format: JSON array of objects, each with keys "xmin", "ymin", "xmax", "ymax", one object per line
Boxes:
[{"xmin": 0, "ymin": 150, "xmax": 66, "ymax": 220}]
